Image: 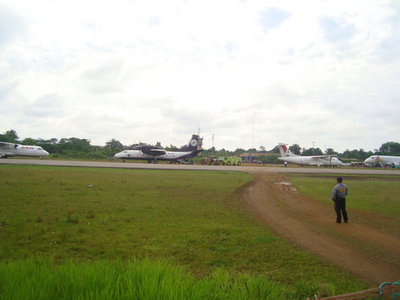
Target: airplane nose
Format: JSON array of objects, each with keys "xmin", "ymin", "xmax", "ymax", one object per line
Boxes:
[
  {"xmin": 43, "ymin": 150, "xmax": 49, "ymax": 156},
  {"xmin": 364, "ymin": 157, "xmax": 373, "ymax": 163}
]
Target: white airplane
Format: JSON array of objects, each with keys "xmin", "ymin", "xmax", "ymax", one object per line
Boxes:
[
  {"xmin": 114, "ymin": 134, "xmax": 203, "ymax": 163},
  {"xmin": 363, "ymin": 155, "xmax": 400, "ymax": 167},
  {"xmin": 277, "ymin": 143, "xmax": 345, "ymax": 167},
  {"xmin": 0, "ymin": 141, "xmax": 49, "ymax": 158}
]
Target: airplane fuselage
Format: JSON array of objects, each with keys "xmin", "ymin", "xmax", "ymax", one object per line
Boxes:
[
  {"xmin": 0, "ymin": 142, "xmax": 49, "ymax": 158},
  {"xmin": 114, "ymin": 149, "xmax": 199, "ymax": 161},
  {"xmin": 278, "ymin": 156, "xmax": 344, "ymax": 166},
  {"xmin": 364, "ymin": 155, "xmax": 400, "ymax": 167}
]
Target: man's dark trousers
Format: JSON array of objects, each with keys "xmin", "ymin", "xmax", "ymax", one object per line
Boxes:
[{"xmin": 334, "ymin": 198, "xmax": 348, "ymax": 223}]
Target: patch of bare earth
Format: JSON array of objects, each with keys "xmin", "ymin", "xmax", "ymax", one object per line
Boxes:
[{"xmin": 240, "ymin": 172, "xmax": 400, "ymax": 285}]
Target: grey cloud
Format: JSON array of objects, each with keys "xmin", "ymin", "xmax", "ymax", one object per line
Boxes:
[
  {"xmin": 278, "ymin": 60, "xmax": 292, "ymax": 65},
  {"xmin": 254, "ymin": 85, "xmax": 303, "ymax": 109},
  {"xmin": 0, "ymin": 81, "xmax": 18, "ymax": 105},
  {"xmin": 81, "ymin": 59, "xmax": 124, "ymax": 81},
  {"xmin": 21, "ymin": 94, "xmax": 65, "ymax": 118},
  {"xmin": 259, "ymin": 7, "xmax": 290, "ymax": 31},
  {"xmin": 362, "ymin": 97, "xmax": 400, "ymax": 128},
  {"xmin": 159, "ymin": 105, "xmax": 213, "ymax": 129},
  {"xmin": 148, "ymin": 16, "xmax": 160, "ymax": 26},
  {"xmin": 225, "ymin": 42, "xmax": 235, "ymax": 53},
  {"xmin": 87, "ymin": 85, "xmax": 122, "ymax": 95},
  {"xmin": 80, "ymin": 59, "xmax": 125, "ymax": 94},
  {"xmin": 286, "ymin": 48, "xmax": 295, "ymax": 56},
  {"xmin": 375, "ymin": 38, "xmax": 400, "ymax": 63},
  {"xmin": 157, "ymin": 102, "xmax": 251, "ymax": 138},
  {"xmin": 320, "ymin": 17, "xmax": 356, "ymax": 42},
  {"xmin": 67, "ymin": 112, "xmax": 138, "ymax": 140},
  {"xmin": 0, "ymin": 5, "xmax": 27, "ymax": 48},
  {"xmin": 372, "ymin": 4, "xmax": 400, "ymax": 63},
  {"xmin": 1, "ymin": 94, "xmax": 67, "ymax": 141}
]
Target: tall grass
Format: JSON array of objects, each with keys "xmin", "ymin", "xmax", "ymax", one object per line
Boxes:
[{"xmin": 0, "ymin": 259, "xmax": 290, "ymax": 300}]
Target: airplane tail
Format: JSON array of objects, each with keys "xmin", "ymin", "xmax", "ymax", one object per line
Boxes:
[
  {"xmin": 183, "ymin": 134, "xmax": 203, "ymax": 151},
  {"xmin": 277, "ymin": 143, "xmax": 288, "ymax": 157},
  {"xmin": 277, "ymin": 143, "xmax": 296, "ymax": 157}
]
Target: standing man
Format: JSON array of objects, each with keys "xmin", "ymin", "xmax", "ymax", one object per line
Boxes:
[{"xmin": 331, "ymin": 176, "xmax": 348, "ymax": 223}]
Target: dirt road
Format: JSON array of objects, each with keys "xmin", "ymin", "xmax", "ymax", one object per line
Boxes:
[{"xmin": 241, "ymin": 172, "xmax": 400, "ymax": 285}]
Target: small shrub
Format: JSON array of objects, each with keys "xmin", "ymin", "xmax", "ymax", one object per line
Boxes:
[
  {"xmin": 85, "ymin": 211, "xmax": 95, "ymax": 219},
  {"xmin": 66, "ymin": 213, "xmax": 79, "ymax": 224}
]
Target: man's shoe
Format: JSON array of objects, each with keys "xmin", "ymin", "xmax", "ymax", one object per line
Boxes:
[
  {"xmin": 336, "ymin": 221, "xmax": 341, "ymax": 223},
  {"xmin": 344, "ymin": 220, "xmax": 348, "ymax": 223}
]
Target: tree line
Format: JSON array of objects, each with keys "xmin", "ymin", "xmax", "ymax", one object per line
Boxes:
[{"xmin": 1, "ymin": 129, "xmax": 400, "ymax": 162}]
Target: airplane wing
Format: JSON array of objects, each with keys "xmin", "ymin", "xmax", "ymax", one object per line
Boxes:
[
  {"xmin": 142, "ymin": 148, "xmax": 166, "ymax": 156},
  {"xmin": 140, "ymin": 146, "xmax": 166, "ymax": 156},
  {"xmin": 177, "ymin": 159, "xmax": 189, "ymax": 164},
  {"xmin": 309, "ymin": 155, "xmax": 337, "ymax": 159}
]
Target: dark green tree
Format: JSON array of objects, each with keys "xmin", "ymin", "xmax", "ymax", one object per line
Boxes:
[
  {"xmin": 22, "ymin": 137, "xmax": 38, "ymax": 145},
  {"xmin": 105, "ymin": 139, "xmax": 124, "ymax": 153},
  {"xmin": 325, "ymin": 148, "xmax": 337, "ymax": 155},
  {"xmin": 302, "ymin": 147, "xmax": 323, "ymax": 156},
  {"xmin": 165, "ymin": 144, "xmax": 179, "ymax": 151},
  {"xmin": 247, "ymin": 148, "xmax": 257, "ymax": 153},
  {"xmin": 342, "ymin": 149, "xmax": 372, "ymax": 161},
  {"xmin": 233, "ymin": 148, "xmax": 246, "ymax": 156},
  {"xmin": 379, "ymin": 142, "xmax": 400, "ymax": 155},
  {"xmin": 270, "ymin": 146, "xmax": 280, "ymax": 154},
  {"xmin": 289, "ymin": 144, "xmax": 301, "ymax": 155},
  {"xmin": 0, "ymin": 129, "xmax": 19, "ymax": 142},
  {"xmin": 58, "ymin": 137, "xmax": 91, "ymax": 153},
  {"xmin": 258, "ymin": 155, "xmax": 281, "ymax": 164}
]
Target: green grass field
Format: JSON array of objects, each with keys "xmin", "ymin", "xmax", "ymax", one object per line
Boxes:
[
  {"xmin": 288, "ymin": 174, "xmax": 400, "ymax": 218},
  {"xmin": 0, "ymin": 165, "xmax": 368, "ymax": 299}
]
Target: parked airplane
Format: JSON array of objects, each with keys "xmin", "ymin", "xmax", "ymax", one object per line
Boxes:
[
  {"xmin": 363, "ymin": 155, "xmax": 400, "ymax": 167},
  {"xmin": 114, "ymin": 134, "xmax": 203, "ymax": 163},
  {"xmin": 277, "ymin": 143, "xmax": 345, "ymax": 167},
  {"xmin": 0, "ymin": 141, "xmax": 49, "ymax": 158}
]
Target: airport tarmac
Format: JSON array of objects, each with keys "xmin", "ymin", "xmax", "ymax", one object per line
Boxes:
[{"xmin": 1, "ymin": 158, "xmax": 400, "ymax": 175}]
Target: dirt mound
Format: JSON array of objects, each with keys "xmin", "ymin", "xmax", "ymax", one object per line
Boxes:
[{"xmin": 240, "ymin": 172, "xmax": 400, "ymax": 285}]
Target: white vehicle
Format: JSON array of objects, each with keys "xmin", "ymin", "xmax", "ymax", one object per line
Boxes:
[
  {"xmin": 277, "ymin": 143, "xmax": 345, "ymax": 167},
  {"xmin": 363, "ymin": 155, "xmax": 400, "ymax": 167},
  {"xmin": 114, "ymin": 134, "xmax": 203, "ymax": 163},
  {"xmin": 0, "ymin": 142, "xmax": 49, "ymax": 158}
]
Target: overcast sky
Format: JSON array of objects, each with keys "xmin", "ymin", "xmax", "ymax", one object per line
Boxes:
[{"xmin": 1, "ymin": 0, "xmax": 399, "ymax": 152}]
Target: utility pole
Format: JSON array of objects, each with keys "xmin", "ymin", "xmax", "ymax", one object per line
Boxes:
[{"xmin": 251, "ymin": 113, "xmax": 255, "ymax": 150}]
